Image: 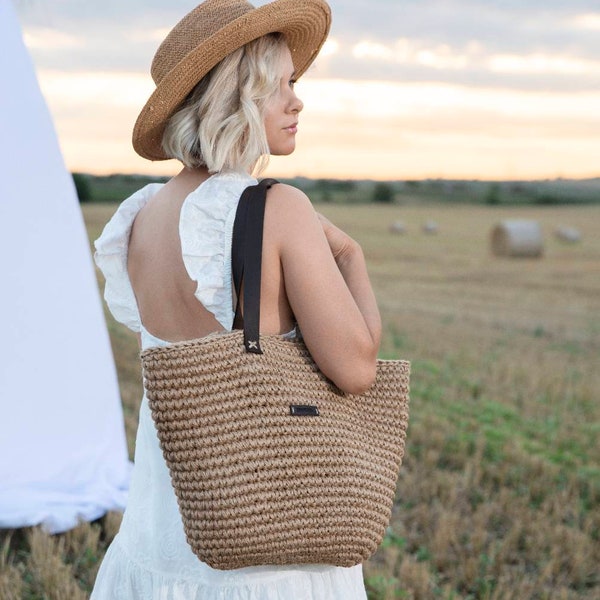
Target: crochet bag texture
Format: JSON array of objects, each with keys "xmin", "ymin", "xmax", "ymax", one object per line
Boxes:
[{"xmin": 141, "ymin": 180, "xmax": 410, "ymax": 570}]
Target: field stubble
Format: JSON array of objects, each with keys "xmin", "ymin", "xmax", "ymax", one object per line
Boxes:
[
  {"xmin": 329, "ymin": 203, "xmax": 599, "ymax": 599},
  {"xmin": 1, "ymin": 202, "xmax": 598, "ymax": 599}
]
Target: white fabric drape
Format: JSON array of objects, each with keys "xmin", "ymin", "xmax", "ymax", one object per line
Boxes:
[{"xmin": 0, "ymin": 0, "xmax": 130, "ymax": 534}]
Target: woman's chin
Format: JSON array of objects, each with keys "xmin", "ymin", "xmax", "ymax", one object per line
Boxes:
[{"xmin": 270, "ymin": 145, "xmax": 296, "ymax": 157}]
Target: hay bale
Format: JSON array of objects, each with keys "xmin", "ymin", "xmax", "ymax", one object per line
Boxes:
[
  {"xmin": 422, "ymin": 221, "xmax": 438, "ymax": 234},
  {"xmin": 554, "ymin": 226, "xmax": 582, "ymax": 243},
  {"xmin": 389, "ymin": 221, "xmax": 407, "ymax": 234},
  {"xmin": 491, "ymin": 220, "xmax": 543, "ymax": 257}
]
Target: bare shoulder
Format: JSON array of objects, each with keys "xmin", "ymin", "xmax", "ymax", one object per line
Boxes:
[
  {"xmin": 267, "ymin": 181, "xmax": 307, "ymax": 198},
  {"xmin": 264, "ymin": 183, "xmax": 317, "ymax": 232}
]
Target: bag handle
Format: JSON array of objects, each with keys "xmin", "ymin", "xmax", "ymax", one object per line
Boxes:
[{"xmin": 231, "ymin": 178, "xmax": 279, "ymax": 354}]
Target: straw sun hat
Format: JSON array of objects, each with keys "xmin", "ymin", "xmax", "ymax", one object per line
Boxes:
[{"xmin": 133, "ymin": 0, "xmax": 331, "ymax": 161}]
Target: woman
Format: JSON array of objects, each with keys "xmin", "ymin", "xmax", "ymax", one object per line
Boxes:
[{"xmin": 92, "ymin": 0, "xmax": 381, "ymax": 597}]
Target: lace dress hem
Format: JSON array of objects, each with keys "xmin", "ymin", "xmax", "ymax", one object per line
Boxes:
[{"xmin": 91, "ymin": 534, "xmax": 367, "ymax": 600}]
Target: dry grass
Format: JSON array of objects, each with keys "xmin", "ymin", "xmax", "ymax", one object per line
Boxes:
[
  {"xmin": 1, "ymin": 201, "xmax": 598, "ymax": 599},
  {"xmin": 326, "ymin": 203, "xmax": 600, "ymax": 599},
  {"xmin": 0, "ymin": 518, "xmax": 119, "ymax": 600}
]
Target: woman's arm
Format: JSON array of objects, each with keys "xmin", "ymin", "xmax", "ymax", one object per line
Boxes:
[
  {"xmin": 316, "ymin": 212, "xmax": 382, "ymax": 350},
  {"xmin": 265, "ymin": 184, "xmax": 381, "ymax": 394}
]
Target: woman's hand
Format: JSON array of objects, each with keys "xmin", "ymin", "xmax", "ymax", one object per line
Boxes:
[{"xmin": 316, "ymin": 213, "xmax": 358, "ymax": 264}]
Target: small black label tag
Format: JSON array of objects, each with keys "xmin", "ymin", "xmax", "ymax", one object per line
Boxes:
[{"xmin": 289, "ymin": 405, "xmax": 320, "ymax": 417}]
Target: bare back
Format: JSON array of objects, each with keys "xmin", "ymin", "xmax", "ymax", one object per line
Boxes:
[{"xmin": 127, "ymin": 167, "xmax": 295, "ymax": 343}]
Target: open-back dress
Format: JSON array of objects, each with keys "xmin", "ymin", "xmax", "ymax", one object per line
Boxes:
[{"xmin": 91, "ymin": 170, "xmax": 367, "ymax": 599}]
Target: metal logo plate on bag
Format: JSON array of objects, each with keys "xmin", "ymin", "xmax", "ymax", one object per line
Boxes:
[{"xmin": 289, "ymin": 405, "xmax": 320, "ymax": 417}]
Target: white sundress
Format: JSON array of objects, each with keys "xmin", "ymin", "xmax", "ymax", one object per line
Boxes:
[{"xmin": 91, "ymin": 170, "xmax": 368, "ymax": 599}]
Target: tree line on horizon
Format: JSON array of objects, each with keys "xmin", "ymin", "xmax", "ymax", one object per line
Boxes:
[{"xmin": 72, "ymin": 172, "xmax": 600, "ymax": 206}]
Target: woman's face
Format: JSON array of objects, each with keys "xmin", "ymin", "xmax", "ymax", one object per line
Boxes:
[{"xmin": 263, "ymin": 46, "xmax": 304, "ymax": 156}]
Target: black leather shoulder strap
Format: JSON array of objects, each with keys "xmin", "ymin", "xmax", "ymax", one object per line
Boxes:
[{"xmin": 231, "ymin": 178, "xmax": 279, "ymax": 353}]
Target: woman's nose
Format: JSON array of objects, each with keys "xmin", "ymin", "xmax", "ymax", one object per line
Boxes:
[{"xmin": 291, "ymin": 93, "xmax": 304, "ymax": 113}]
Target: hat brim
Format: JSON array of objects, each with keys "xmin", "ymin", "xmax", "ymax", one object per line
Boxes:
[{"xmin": 132, "ymin": 0, "xmax": 331, "ymax": 161}]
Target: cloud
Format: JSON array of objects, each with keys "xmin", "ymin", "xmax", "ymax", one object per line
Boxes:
[
  {"xmin": 322, "ymin": 1, "xmax": 600, "ymax": 91},
  {"xmin": 22, "ymin": 28, "xmax": 82, "ymax": 50},
  {"xmin": 16, "ymin": 0, "xmax": 600, "ymax": 91},
  {"xmin": 310, "ymin": 35, "xmax": 600, "ymax": 91},
  {"xmin": 570, "ymin": 12, "xmax": 600, "ymax": 30}
]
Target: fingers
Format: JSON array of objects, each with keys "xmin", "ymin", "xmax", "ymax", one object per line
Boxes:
[{"xmin": 316, "ymin": 212, "xmax": 332, "ymax": 228}]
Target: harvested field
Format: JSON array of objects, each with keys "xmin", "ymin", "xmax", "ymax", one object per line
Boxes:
[{"xmin": 1, "ymin": 202, "xmax": 598, "ymax": 599}]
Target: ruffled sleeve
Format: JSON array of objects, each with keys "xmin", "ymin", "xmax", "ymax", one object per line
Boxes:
[
  {"xmin": 94, "ymin": 184, "xmax": 163, "ymax": 332},
  {"xmin": 179, "ymin": 171, "xmax": 256, "ymax": 330}
]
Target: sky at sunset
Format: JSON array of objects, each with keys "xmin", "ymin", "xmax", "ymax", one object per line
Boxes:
[{"xmin": 12, "ymin": 0, "xmax": 600, "ymax": 181}]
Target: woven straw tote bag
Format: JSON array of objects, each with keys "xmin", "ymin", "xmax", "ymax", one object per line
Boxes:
[{"xmin": 141, "ymin": 179, "xmax": 410, "ymax": 570}]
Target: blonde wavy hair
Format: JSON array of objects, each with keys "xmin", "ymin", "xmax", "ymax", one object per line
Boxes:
[{"xmin": 162, "ymin": 33, "xmax": 288, "ymax": 175}]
